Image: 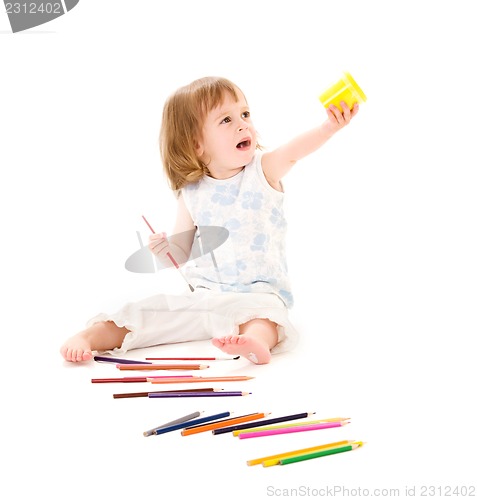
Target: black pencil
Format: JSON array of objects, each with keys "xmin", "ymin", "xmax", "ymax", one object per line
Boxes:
[{"xmin": 212, "ymin": 411, "xmax": 315, "ymax": 435}]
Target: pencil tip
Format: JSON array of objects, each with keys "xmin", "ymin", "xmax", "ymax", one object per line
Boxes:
[
  {"xmin": 233, "ymin": 356, "xmax": 240, "ymax": 360},
  {"xmin": 189, "ymin": 284, "xmax": 195, "ymax": 292}
]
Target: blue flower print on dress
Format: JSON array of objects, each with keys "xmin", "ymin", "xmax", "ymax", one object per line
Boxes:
[
  {"xmin": 211, "ymin": 185, "xmax": 239, "ymax": 205},
  {"xmin": 222, "ymin": 259, "xmax": 247, "ymax": 276},
  {"xmin": 270, "ymin": 207, "xmax": 287, "ymax": 228},
  {"xmin": 196, "ymin": 210, "xmax": 213, "ymax": 226},
  {"xmin": 242, "ymin": 191, "xmax": 263, "ymax": 210},
  {"xmin": 224, "ymin": 218, "xmax": 241, "ymax": 238},
  {"xmin": 251, "ymin": 233, "xmax": 267, "ymax": 252}
]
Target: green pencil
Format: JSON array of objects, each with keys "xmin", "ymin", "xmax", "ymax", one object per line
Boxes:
[{"xmin": 279, "ymin": 441, "xmax": 363, "ymax": 465}]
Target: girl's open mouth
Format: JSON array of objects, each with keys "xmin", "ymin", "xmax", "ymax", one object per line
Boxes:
[{"xmin": 236, "ymin": 139, "xmax": 251, "ymax": 149}]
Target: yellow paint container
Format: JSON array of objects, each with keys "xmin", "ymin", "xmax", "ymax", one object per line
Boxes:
[{"xmin": 319, "ymin": 72, "xmax": 367, "ymax": 111}]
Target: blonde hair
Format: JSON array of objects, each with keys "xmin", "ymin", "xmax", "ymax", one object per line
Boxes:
[{"xmin": 159, "ymin": 76, "xmax": 259, "ymax": 192}]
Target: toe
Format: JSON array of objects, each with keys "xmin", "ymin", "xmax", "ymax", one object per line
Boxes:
[{"xmin": 82, "ymin": 351, "xmax": 93, "ymax": 361}]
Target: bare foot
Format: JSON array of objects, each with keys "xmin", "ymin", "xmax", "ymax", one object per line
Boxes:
[
  {"xmin": 211, "ymin": 335, "xmax": 272, "ymax": 365},
  {"xmin": 60, "ymin": 321, "xmax": 129, "ymax": 363},
  {"xmin": 60, "ymin": 333, "xmax": 94, "ymax": 362}
]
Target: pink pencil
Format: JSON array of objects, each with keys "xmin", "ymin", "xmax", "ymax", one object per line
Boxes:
[
  {"xmin": 141, "ymin": 215, "xmax": 194, "ymax": 292},
  {"xmin": 238, "ymin": 420, "xmax": 349, "ymax": 439}
]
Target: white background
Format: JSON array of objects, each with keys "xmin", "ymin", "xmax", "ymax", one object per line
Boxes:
[{"xmin": 1, "ymin": 1, "xmax": 476, "ymax": 499}]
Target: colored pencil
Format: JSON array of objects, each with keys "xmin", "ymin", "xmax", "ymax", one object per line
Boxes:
[
  {"xmin": 246, "ymin": 440, "xmax": 353, "ymax": 467},
  {"xmin": 233, "ymin": 418, "xmax": 350, "ymax": 436},
  {"xmin": 143, "ymin": 411, "xmax": 202, "ymax": 437},
  {"xmin": 212, "ymin": 411, "xmax": 315, "ymax": 435},
  {"xmin": 238, "ymin": 420, "xmax": 349, "ymax": 439},
  {"xmin": 92, "ymin": 377, "xmax": 150, "ymax": 383},
  {"xmin": 145, "ymin": 356, "xmax": 240, "ymax": 361},
  {"xmin": 141, "ymin": 215, "xmax": 194, "ymax": 292},
  {"xmin": 148, "ymin": 376, "xmax": 253, "ymax": 384},
  {"xmin": 94, "ymin": 356, "xmax": 152, "ymax": 365},
  {"xmin": 181, "ymin": 412, "xmax": 268, "ymax": 436},
  {"xmin": 113, "ymin": 387, "xmax": 216, "ymax": 399},
  {"xmin": 153, "ymin": 411, "xmax": 231, "ymax": 435},
  {"xmin": 91, "ymin": 375, "xmax": 193, "ymax": 383},
  {"xmin": 117, "ymin": 363, "xmax": 208, "ymax": 371},
  {"xmin": 148, "ymin": 391, "xmax": 250, "ymax": 398},
  {"xmin": 279, "ymin": 442, "xmax": 364, "ymax": 465},
  {"xmin": 179, "ymin": 412, "xmax": 256, "ymax": 429}
]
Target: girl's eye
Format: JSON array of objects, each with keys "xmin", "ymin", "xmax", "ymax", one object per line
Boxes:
[
  {"xmin": 221, "ymin": 116, "xmax": 232, "ymax": 124},
  {"xmin": 242, "ymin": 111, "xmax": 250, "ymax": 118}
]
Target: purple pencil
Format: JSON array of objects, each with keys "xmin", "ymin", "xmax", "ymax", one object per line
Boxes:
[{"xmin": 148, "ymin": 391, "xmax": 250, "ymax": 398}]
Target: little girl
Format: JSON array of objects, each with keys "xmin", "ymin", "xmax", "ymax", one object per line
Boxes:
[{"xmin": 60, "ymin": 76, "xmax": 359, "ymax": 364}]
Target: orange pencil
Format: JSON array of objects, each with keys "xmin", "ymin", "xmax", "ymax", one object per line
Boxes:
[
  {"xmin": 148, "ymin": 376, "xmax": 253, "ymax": 384},
  {"xmin": 117, "ymin": 364, "xmax": 208, "ymax": 371},
  {"xmin": 181, "ymin": 412, "xmax": 268, "ymax": 436}
]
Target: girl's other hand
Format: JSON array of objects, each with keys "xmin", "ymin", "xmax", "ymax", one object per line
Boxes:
[{"xmin": 326, "ymin": 101, "xmax": 359, "ymax": 132}]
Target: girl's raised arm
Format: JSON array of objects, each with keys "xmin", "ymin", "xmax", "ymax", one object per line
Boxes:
[{"xmin": 261, "ymin": 102, "xmax": 359, "ymax": 189}]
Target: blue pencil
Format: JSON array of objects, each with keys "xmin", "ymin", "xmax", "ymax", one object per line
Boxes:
[{"xmin": 153, "ymin": 411, "xmax": 231, "ymax": 435}]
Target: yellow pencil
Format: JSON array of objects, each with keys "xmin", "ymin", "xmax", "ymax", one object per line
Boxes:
[
  {"xmin": 234, "ymin": 418, "xmax": 350, "ymax": 436},
  {"xmin": 247, "ymin": 440, "xmax": 353, "ymax": 467}
]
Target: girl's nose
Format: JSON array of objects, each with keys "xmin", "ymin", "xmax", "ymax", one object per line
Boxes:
[{"xmin": 237, "ymin": 120, "xmax": 248, "ymax": 132}]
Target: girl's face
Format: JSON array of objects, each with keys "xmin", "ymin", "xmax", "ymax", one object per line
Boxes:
[{"xmin": 196, "ymin": 90, "xmax": 257, "ymax": 179}]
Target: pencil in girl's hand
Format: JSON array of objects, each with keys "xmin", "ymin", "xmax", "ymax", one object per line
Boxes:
[{"xmin": 141, "ymin": 215, "xmax": 195, "ymax": 292}]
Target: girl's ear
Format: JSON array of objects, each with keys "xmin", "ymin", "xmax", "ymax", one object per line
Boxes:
[{"xmin": 195, "ymin": 139, "xmax": 204, "ymax": 157}]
